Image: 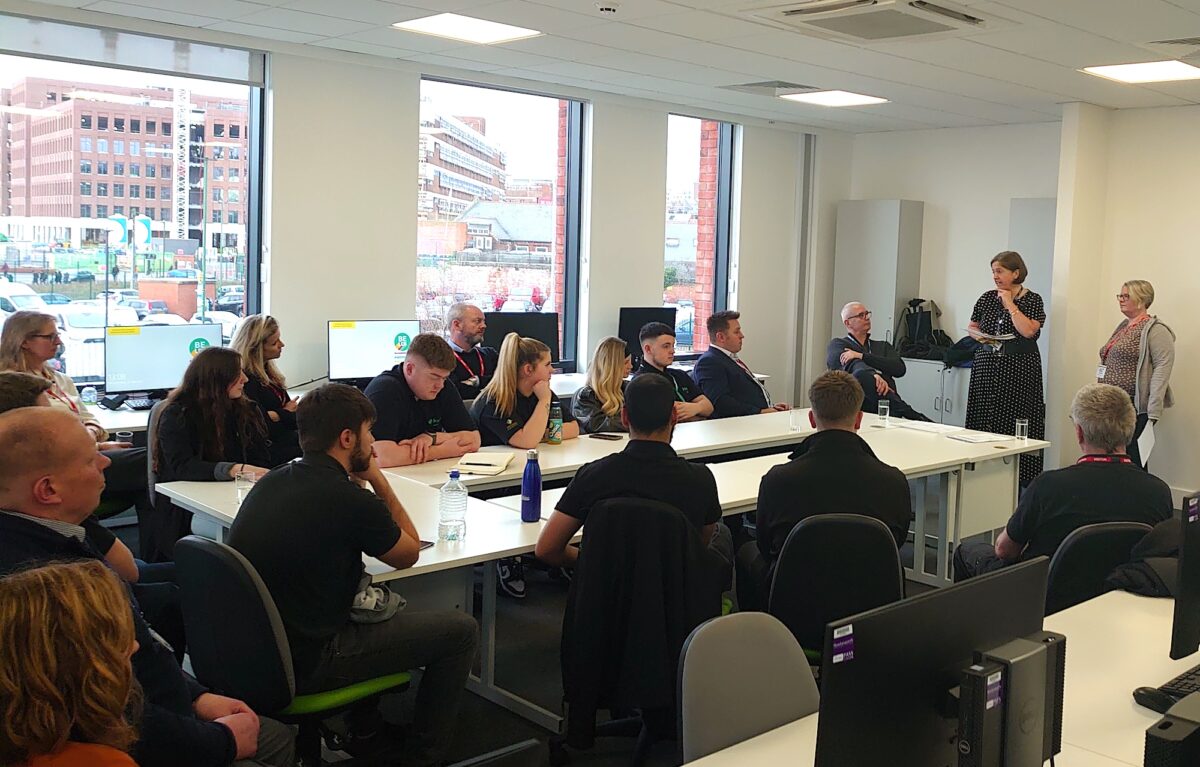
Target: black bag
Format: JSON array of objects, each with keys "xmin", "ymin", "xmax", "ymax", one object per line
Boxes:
[{"xmin": 896, "ymin": 299, "xmax": 953, "ymax": 359}]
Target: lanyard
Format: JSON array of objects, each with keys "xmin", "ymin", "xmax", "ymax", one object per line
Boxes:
[
  {"xmin": 453, "ymin": 348, "xmax": 486, "ymax": 379},
  {"xmin": 1100, "ymin": 315, "xmax": 1147, "ymax": 363},
  {"xmin": 669, "ymin": 373, "xmax": 685, "ymax": 402},
  {"xmin": 46, "ymin": 382, "xmax": 80, "ymax": 414},
  {"xmin": 1076, "ymin": 454, "xmax": 1133, "ymax": 465}
]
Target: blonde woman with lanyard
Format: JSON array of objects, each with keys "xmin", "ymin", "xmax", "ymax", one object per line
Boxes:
[
  {"xmin": 470, "ymin": 332, "xmax": 579, "ymax": 598},
  {"xmin": 572, "ymin": 336, "xmax": 631, "ymax": 433},
  {"xmin": 1097, "ymin": 280, "xmax": 1175, "ymax": 469},
  {"xmin": 0, "ymin": 311, "xmax": 148, "ymax": 511}
]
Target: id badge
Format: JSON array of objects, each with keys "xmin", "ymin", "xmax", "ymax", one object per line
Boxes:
[{"xmin": 1096, "ymin": 364, "xmax": 1107, "ymax": 380}]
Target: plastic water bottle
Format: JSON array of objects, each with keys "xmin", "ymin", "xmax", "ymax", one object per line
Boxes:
[
  {"xmin": 437, "ymin": 469, "xmax": 468, "ymax": 542},
  {"xmin": 520, "ymin": 449, "xmax": 542, "ymax": 523},
  {"xmin": 546, "ymin": 403, "xmax": 563, "ymax": 445},
  {"xmin": 80, "ymin": 386, "xmax": 98, "ymax": 405}
]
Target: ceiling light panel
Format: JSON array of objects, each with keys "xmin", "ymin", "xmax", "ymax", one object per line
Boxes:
[
  {"xmin": 780, "ymin": 89, "xmax": 889, "ymax": 106},
  {"xmin": 392, "ymin": 13, "xmax": 542, "ymax": 44},
  {"xmin": 1082, "ymin": 60, "xmax": 1200, "ymax": 83}
]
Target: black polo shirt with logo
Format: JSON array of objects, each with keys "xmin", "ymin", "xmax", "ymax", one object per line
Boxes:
[
  {"xmin": 364, "ymin": 366, "xmax": 475, "ymax": 443},
  {"xmin": 555, "ymin": 439, "xmax": 721, "ymax": 530},
  {"xmin": 449, "ymin": 345, "xmax": 499, "ymax": 400},
  {"xmin": 470, "ymin": 389, "xmax": 576, "ymax": 447},
  {"xmin": 228, "ymin": 453, "xmax": 403, "ymax": 680},
  {"xmin": 634, "ymin": 360, "xmax": 704, "ymax": 403}
]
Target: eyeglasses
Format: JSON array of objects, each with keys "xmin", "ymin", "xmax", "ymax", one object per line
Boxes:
[
  {"xmin": 848, "ymin": 311, "xmax": 872, "ymax": 321},
  {"xmin": 28, "ymin": 332, "xmax": 60, "ymax": 341},
  {"xmin": 1116, "ymin": 294, "xmax": 1131, "ymax": 300}
]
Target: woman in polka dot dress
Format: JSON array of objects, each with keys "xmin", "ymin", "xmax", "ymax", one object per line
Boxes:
[{"xmin": 965, "ymin": 250, "xmax": 1046, "ymax": 487}]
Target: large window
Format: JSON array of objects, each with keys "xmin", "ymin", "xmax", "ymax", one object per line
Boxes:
[
  {"xmin": 0, "ymin": 35, "xmax": 264, "ymax": 385},
  {"xmin": 663, "ymin": 115, "xmax": 736, "ymax": 355},
  {"xmin": 416, "ymin": 79, "xmax": 583, "ymax": 368}
]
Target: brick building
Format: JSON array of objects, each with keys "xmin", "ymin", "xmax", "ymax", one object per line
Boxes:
[{"xmin": 418, "ymin": 97, "xmax": 506, "ymax": 221}]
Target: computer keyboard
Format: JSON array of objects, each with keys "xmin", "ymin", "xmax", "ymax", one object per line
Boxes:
[
  {"xmin": 1159, "ymin": 662, "xmax": 1200, "ymax": 699},
  {"xmin": 125, "ymin": 397, "xmax": 158, "ymax": 411}
]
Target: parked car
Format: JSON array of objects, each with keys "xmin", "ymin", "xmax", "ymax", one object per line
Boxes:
[
  {"xmin": 40, "ymin": 293, "xmax": 72, "ymax": 305},
  {"xmin": 214, "ymin": 289, "xmax": 246, "ymax": 316},
  {"xmin": 54, "ymin": 305, "xmax": 108, "ymax": 383},
  {"xmin": 0, "ymin": 282, "xmax": 49, "ymax": 320},
  {"xmin": 190, "ymin": 311, "xmax": 242, "ymax": 343},
  {"xmin": 119, "ymin": 298, "xmax": 169, "ymax": 320},
  {"xmin": 140, "ymin": 313, "xmax": 189, "ymax": 326},
  {"xmin": 500, "ymin": 298, "xmax": 535, "ymax": 312},
  {"xmin": 61, "ymin": 269, "xmax": 95, "ymax": 282},
  {"xmin": 167, "ymin": 268, "xmax": 200, "ymax": 279},
  {"xmin": 97, "ymin": 289, "xmax": 140, "ymax": 303}
]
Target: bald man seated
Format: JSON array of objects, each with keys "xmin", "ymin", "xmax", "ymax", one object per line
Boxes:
[
  {"xmin": 826, "ymin": 301, "xmax": 931, "ymax": 423},
  {"xmin": 0, "ymin": 408, "xmax": 296, "ymax": 767}
]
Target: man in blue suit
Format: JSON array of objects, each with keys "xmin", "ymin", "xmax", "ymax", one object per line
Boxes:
[{"xmin": 692, "ymin": 310, "xmax": 788, "ymax": 419}]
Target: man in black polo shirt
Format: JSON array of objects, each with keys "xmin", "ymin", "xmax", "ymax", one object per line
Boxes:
[
  {"xmin": 953, "ymin": 383, "xmax": 1173, "ymax": 581},
  {"xmin": 633, "ymin": 321, "xmax": 713, "ymax": 422},
  {"xmin": 363, "ymin": 332, "xmax": 481, "ymax": 468},
  {"xmin": 0, "ymin": 408, "xmax": 295, "ymax": 767},
  {"xmin": 229, "ymin": 384, "xmax": 478, "ymax": 766},
  {"xmin": 736, "ymin": 371, "xmax": 912, "ymax": 610},
  {"xmin": 446, "ymin": 302, "xmax": 499, "ymax": 400},
  {"xmin": 534, "ymin": 374, "xmax": 732, "ymax": 577}
]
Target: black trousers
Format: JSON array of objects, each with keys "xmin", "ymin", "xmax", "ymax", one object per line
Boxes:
[
  {"xmin": 101, "ymin": 446, "xmax": 150, "ymax": 506},
  {"xmin": 851, "ymin": 370, "xmax": 933, "ymax": 422},
  {"xmin": 1126, "ymin": 413, "xmax": 1151, "ymax": 470}
]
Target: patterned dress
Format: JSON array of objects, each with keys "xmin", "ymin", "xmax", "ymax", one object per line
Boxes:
[{"xmin": 965, "ymin": 289, "xmax": 1046, "ymax": 486}]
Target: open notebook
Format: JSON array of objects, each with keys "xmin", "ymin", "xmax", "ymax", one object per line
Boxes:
[{"xmin": 453, "ymin": 452, "xmax": 515, "ymax": 476}]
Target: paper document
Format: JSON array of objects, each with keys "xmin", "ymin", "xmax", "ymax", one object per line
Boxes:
[
  {"xmin": 1138, "ymin": 421, "xmax": 1155, "ymax": 464},
  {"xmin": 899, "ymin": 421, "xmax": 963, "ymax": 435},
  {"xmin": 947, "ymin": 432, "xmax": 1012, "ymax": 444},
  {"xmin": 966, "ymin": 328, "xmax": 1016, "ymax": 343},
  {"xmin": 453, "ymin": 452, "xmax": 514, "ymax": 476}
]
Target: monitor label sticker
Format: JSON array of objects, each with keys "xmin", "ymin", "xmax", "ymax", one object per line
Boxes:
[
  {"xmin": 986, "ymin": 671, "xmax": 1003, "ymax": 710},
  {"xmin": 831, "ymin": 624, "xmax": 855, "ymax": 664},
  {"xmin": 1187, "ymin": 497, "xmax": 1198, "ymax": 523}
]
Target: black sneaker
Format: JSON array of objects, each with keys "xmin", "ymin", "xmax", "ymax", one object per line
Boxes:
[{"xmin": 497, "ymin": 557, "xmax": 527, "ymax": 599}]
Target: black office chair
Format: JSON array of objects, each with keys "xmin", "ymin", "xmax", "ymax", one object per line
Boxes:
[
  {"xmin": 1045, "ymin": 521, "xmax": 1153, "ymax": 615},
  {"xmin": 174, "ymin": 536, "xmax": 410, "ymax": 766},
  {"xmin": 767, "ymin": 513, "xmax": 905, "ymax": 662},
  {"xmin": 555, "ymin": 497, "xmax": 724, "ymax": 766}
]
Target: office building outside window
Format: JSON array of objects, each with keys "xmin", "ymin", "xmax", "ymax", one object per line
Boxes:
[{"xmin": 415, "ymin": 79, "xmax": 583, "ymax": 368}]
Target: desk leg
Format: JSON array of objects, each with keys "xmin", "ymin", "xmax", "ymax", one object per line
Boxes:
[
  {"xmin": 192, "ymin": 514, "xmax": 230, "ymax": 544},
  {"xmin": 905, "ymin": 472, "xmax": 956, "ymax": 589},
  {"xmin": 466, "ymin": 563, "xmax": 564, "ymax": 733}
]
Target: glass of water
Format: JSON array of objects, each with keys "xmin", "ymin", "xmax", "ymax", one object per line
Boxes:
[
  {"xmin": 1015, "ymin": 418, "xmax": 1030, "ymax": 443},
  {"xmin": 789, "ymin": 406, "xmax": 805, "ymax": 432},
  {"xmin": 235, "ymin": 470, "xmax": 257, "ymax": 504},
  {"xmin": 878, "ymin": 400, "xmax": 891, "ymax": 427}
]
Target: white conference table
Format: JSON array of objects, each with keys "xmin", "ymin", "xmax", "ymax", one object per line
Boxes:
[{"xmin": 686, "ymin": 591, "xmax": 1186, "ymax": 767}]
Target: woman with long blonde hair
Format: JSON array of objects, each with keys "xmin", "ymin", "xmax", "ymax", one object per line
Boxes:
[
  {"xmin": 232, "ymin": 314, "xmax": 300, "ymax": 463},
  {"xmin": 572, "ymin": 336, "xmax": 631, "ymax": 433},
  {"xmin": 0, "ymin": 560, "xmax": 141, "ymax": 766},
  {"xmin": 470, "ymin": 332, "xmax": 579, "ymax": 449}
]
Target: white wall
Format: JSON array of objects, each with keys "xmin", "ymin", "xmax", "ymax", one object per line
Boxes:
[
  {"xmin": 848, "ymin": 123, "xmax": 1062, "ymax": 337},
  {"xmin": 265, "ymin": 54, "xmax": 418, "ymax": 384},
  {"xmin": 1095, "ymin": 105, "xmax": 1200, "ymax": 497}
]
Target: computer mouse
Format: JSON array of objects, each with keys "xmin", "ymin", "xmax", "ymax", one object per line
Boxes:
[{"xmin": 1133, "ymin": 686, "xmax": 1177, "ymax": 714}]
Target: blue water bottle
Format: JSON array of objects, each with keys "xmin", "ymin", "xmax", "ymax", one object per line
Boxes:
[{"xmin": 520, "ymin": 449, "xmax": 542, "ymax": 523}]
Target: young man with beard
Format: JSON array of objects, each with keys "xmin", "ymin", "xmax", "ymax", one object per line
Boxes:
[{"xmin": 229, "ymin": 384, "xmax": 478, "ymax": 766}]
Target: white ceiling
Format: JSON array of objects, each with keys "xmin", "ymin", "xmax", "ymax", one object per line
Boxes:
[{"xmin": 24, "ymin": 0, "xmax": 1200, "ymax": 131}]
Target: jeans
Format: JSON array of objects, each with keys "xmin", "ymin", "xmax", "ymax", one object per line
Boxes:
[{"xmin": 298, "ymin": 609, "xmax": 479, "ymax": 767}]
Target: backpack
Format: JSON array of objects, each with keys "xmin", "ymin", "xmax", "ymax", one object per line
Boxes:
[{"xmin": 895, "ymin": 299, "xmax": 953, "ymax": 360}]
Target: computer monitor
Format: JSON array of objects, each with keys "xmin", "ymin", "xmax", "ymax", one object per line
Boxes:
[
  {"xmin": 816, "ymin": 557, "xmax": 1050, "ymax": 767},
  {"xmin": 483, "ymin": 312, "xmax": 559, "ymax": 363},
  {"xmin": 1171, "ymin": 493, "xmax": 1200, "ymax": 660},
  {"xmin": 327, "ymin": 320, "xmax": 421, "ymax": 383},
  {"xmin": 617, "ymin": 306, "xmax": 676, "ymax": 365},
  {"xmin": 104, "ymin": 323, "xmax": 224, "ymax": 394}
]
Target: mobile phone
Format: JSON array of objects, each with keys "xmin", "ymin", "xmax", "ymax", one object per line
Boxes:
[
  {"xmin": 587, "ymin": 433, "xmax": 623, "ymax": 440},
  {"xmin": 419, "ymin": 540, "xmax": 435, "ymax": 550}
]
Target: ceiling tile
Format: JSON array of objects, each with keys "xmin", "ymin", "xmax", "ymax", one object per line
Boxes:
[
  {"xmin": 502, "ymin": 33, "xmax": 627, "ymax": 62},
  {"xmin": 230, "ymin": 7, "xmax": 377, "ymax": 35},
  {"xmin": 82, "ymin": 0, "xmax": 222, "ymax": 26},
  {"xmin": 91, "ymin": 0, "xmax": 268, "ymax": 18},
  {"xmin": 628, "ymin": 9, "xmax": 771, "ymax": 41},
  {"xmin": 401, "ymin": 51, "xmax": 507, "ymax": 70},
  {"xmin": 587, "ymin": 50, "xmax": 755, "ymax": 83},
  {"xmin": 310, "ymin": 37, "xmax": 419, "ymax": 56},
  {"xmin": 990, "ymin": 0, "xmax": 1200, "ymax": 46},
  {"xmin": 280, "ymin": 0, "xmax": 428, "ymax": 25},
  {"xmin": 972, "ymin": 24, "xmax": 1173, "ymax": 68},
  {"xmin": 203, "ymin": 19, "xmax": 327, "ymax": 42},
  {"xmin": 336, "ymin": 25, "xmax": 467, "ymax": 52},
  {"xmin": 382, "ymin": 0, "xmax": 502, "ymax": 11},
  {"xmin": 558, "ymin": 19, "xmax": 694, "ymax": 49},
  {"xmin": 467, "ymin": 0, "xmax": 613, "ymax": 34},
  {"xmin": 523, "ymin": 0, "xmax": 685, "ymax": 22}
]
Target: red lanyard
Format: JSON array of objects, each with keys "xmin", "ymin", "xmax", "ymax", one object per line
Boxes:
[
  {"xmin": 1077, "ymin": 455, "xmax": 1132, "ymax": 465},
  {"xmin": 45, "ymin": 382, "xmax": 80, "ymax": 414},
  {"xmin": 1100, "ymin": 315, "xmax": 1147, "ymax": 363},
  {"xmin": 453, "ymin": 348, "xmax": 485, "ymax": 379}
]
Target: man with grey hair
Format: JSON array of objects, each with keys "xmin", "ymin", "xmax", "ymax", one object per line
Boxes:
[
  {"xmin": 826, "ymin": 301, "xmax": 930, "ymax": 422},
  {"xmin": 953, "ymin": 383, "xmax": 1172, "ymax": 580},
  {"xmin": 445, "ymin": 302, "xmax": 499, "ymax": 400}
]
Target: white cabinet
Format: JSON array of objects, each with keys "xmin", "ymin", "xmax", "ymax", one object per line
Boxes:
[
  {"xmin": 832, "ymin": 199, "xmax": 923, "ymax": 344},
  {"xmin": 899, "ymin": 358, "xmax": 971, "ymax": 426}
]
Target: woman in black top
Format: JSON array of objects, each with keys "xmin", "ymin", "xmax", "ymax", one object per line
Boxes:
[
  {"xmin": 148, "ymin": 347, "xmax": 271, "ymax": 561},
  {"xmin": 470, "ymin": 333, "xmax": 579, "ymax": 448},
  {"xmin": 232, "ymin": 314, "xmax": 301, "ymax": 464},
  {"xmin": 965, "ymin": 250, "xmax": 1047, "ymax": 487},
  {"xmin": 572, "ymin": 336, "xmax": 630, "ymax": 434}
]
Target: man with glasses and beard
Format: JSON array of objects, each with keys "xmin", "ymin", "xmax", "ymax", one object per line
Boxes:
[
  {"xmin": 826, "ymin": 301, "xmax": 931, "ymax": 422},
  {"xmin": 229, "ymin": 384, "xmax": 478, "ymax": 766}
]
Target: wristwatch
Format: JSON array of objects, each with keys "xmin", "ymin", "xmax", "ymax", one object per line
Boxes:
[{"xmin": 426, "ymin": 431, "xmax": 439, "ymax": 446}]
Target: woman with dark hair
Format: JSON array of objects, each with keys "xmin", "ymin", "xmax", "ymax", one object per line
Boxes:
[
  {"xmin": 965, "ymin": 250, "xmax": 1047, "ymax": 487},
  {"xmin": 0, "ymin": 560, "xmax": 141, "ymax": 767},
  {"xmin": 148, "ymin": 346, "xmax": 271, "ymax": 561}
]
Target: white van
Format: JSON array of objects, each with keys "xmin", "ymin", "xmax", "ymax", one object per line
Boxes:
[{"xmin": 0, "ymin": 281, "xmax": 49, "ymax": 319}]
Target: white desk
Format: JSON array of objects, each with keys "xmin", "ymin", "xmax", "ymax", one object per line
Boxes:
[
  {"xmin": 94, "ymin": 403, "xmax": 155, "ymax": 434},
  {"xmin": 686, "ymin": 591, "xmax": 1183, "ymax": 767}
]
